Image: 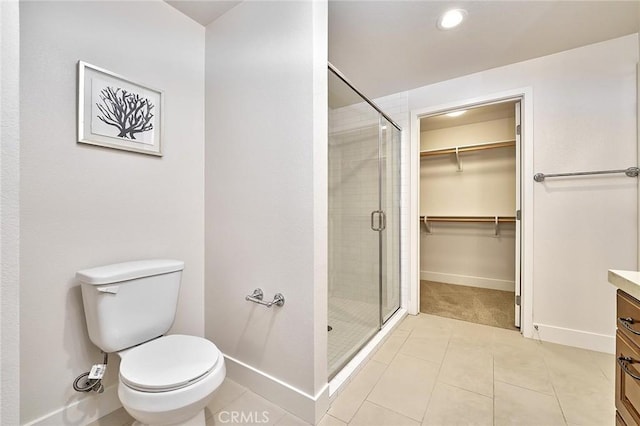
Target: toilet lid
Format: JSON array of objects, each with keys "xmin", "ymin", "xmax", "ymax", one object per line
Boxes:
[{"xmin": 120, "ymin": 335, "xmax": 220, "ymax": 392}]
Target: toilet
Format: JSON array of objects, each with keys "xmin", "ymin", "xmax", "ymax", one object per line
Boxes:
[{"xmin": 77, "ymin": 259, "xmax": 225, "ymax": 426}]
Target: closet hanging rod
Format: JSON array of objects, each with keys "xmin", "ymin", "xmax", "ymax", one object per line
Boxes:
[
  {"xmin": 419, "ymin": 215, "xmax": 516, "ymax": 223},
  {"xmin": 420, "ymin": 140, "xmax": 515, "ymax": 158},
  {"xmin": 533, "ymin": 167, "xmax": 639, "ymax": 182}
]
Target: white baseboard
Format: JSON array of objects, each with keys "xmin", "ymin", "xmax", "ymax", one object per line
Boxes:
[
  {"xmin": 533, "ymin": 323, "xmax": 615, "ymax": 354},
  {"xmin": 23, "ymin": 384, "xmax": 121, "ymax": 426},
  {"xmin": 223, "ymin": 355, "xmax": 329, "ymax": 425},
  {"xmin": 420, "ymin": 271, "xmax": 514, "ymax": 292},
  {"xmin": 25, "ymin": 359, "xmax": 329, "ymax": 426}
]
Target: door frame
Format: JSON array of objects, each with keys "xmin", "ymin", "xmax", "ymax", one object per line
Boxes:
[{"xmin": 408, "ymin": 88, "xmax": 534, "ymax": 338}]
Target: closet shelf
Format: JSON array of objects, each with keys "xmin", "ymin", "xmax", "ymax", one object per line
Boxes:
[
  {"xmin": 419, "ymin": 215, "xmax": 516, "ymax": 223},
  {"xmin": 419, "ymin": 139, "xmax": 516, "ymax": 158},
  {"xmin": 420, "ymin": 215, "xmax": 516, "ymax": 237}
]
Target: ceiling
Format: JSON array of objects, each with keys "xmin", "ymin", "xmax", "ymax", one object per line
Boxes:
[
  {"xmin": 166, "ymin": 1, "xmax": 639, "ymax": 100},
  {"xmin": 165, "ymin": 1, "xmax": 241, "ymax": 26},
  {"xmin": 330, "ymin": 1, "xmax": 639, "ymax": 99},
  {"xmin": 420, "ymin": 101, "xmax": 516, "ymax": 132}
]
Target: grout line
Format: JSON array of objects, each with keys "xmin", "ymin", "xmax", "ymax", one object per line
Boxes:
[
  {"xmin": 364, "ymin": 399, "xmax": 423, "ymax": 424},
  {"xmin": 434, "ymin": 381, "xmax": 494, "ymax": 400},
  {"xmin": 420, "ymin": 326, "xmax": 453, "ymax": 424},
  {"xmin": 493, "ymin": 382, "xmax": 496, "ymax": 426},
  {"xmin": 328, "ymin": 325, "xmax": 404, "ymax": 424},
  {"xmin": 206, "ymin": 383, "xmax": 248, "ymax": 421},
  {"xmin": 321, "ymin": 413, "xmax": 344, "ymax": 426},
  {"xmin": 492, "ymin": 351, "xmax": 496, "ymax": 426},
  {"xmin": 392, "ymin": 349, "xmax": 446, "ymax": 368},
  {"xmin": 492, "ymin": 378, "xmax": 555, "ymax": 396},
  {"xmin": 352, "ymin": 319, "xmax": 426, "ymax": 423},
  {"xmin": 377, "ymin": 328, "xmax": 410, "ymax": 365},
  {"xmin": 537, "ymin": 355, "xmax": 570, "ymax": 426},
  {"xmin": 588, "ymin": 351, "xmax": 615, "ymax": 383},
  {"xmin": 341, "ymin": 361, "xmax": 390, "ymax": 424}
]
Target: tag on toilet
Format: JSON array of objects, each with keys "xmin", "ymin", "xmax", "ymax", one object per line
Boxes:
[{"xmin": 88, "ymin": 364, "xmax": 106, "ymax": 380}]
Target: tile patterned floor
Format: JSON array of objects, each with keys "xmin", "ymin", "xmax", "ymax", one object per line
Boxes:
[{"xmin": 90, "ymin": 313, "xmax": 615, "ymax": 426}]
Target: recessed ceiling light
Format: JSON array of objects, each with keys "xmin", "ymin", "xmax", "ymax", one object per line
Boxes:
[
  {"xmin": 446, "ymin": 110, "xmax": 466, "ymax": 117},
  {"xmin": 437, "ymin": 9, "xmax": 467, "ymax": 30}
]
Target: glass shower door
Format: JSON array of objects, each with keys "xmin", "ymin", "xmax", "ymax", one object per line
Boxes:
[{"xmin": 328, "ymin": 70, "xmax": 382, "ymax": 377}]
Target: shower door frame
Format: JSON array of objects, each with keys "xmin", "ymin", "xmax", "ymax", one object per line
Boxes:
[
  {"xmin": 328, "ymin": 63, "xmax": 402, "ymax": 379},
  {"xmin": 378, "ymin": 114, "xmax": 402, "ymax": 325}
]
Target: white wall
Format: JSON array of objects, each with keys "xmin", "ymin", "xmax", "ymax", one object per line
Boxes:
[
  {"xmin": 20, "ymin": 2, "xmax": 205, "ymax": 424},
  {"xmin": 1, "ymin": 1, "xmax": 21, "ymax": 424},
  {"xmin": 410, "ymin": 34, "xmax": 639, "ymax": 351},
  {"xmin": 420, "ymin": 117, "xmax": 515, "ymax": 150},
  {"xmin": 204, "ymin": 1, "xmax": 328, "ymax": 423},
  {"xmin": 420, "ymin": 118, "xmax": 516, "ymax": 216}
]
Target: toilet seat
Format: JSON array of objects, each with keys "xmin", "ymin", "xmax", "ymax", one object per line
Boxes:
[{"xmin": 119, "ymin": 335, "xmax": 220, "ymax": 393}]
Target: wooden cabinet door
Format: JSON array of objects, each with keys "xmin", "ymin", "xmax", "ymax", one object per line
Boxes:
[
  {"xmin": 616, "ymin": 331, "xmax": 640, "ymax": 425},
  {"xmin": 617, "ymin": 411, "xmax": 628, "ymax": 426},
  {"xmin": 618, "ymin": 290, "xmax": 640, "ymax": 349}
]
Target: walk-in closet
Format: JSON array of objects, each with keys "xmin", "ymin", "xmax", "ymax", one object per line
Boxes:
[{"xmin": 419, "ymin": 101, "xmax": 521, "ymax": 330}]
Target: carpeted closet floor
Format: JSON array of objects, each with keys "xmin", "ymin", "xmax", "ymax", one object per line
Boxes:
[{"xmin": 420, "ymin": 280, "xmax": 518, "ymax": 330}]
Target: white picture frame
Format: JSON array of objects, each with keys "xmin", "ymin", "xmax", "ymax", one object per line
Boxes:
[{"xmin": 77, "ymin": 61, "xmax": 163, "ymax": 156}]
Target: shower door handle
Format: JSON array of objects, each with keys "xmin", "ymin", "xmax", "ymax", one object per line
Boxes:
[
  {"xmin": 370, "ymin": 210, "xmax": 380, "ymax": 231},
  {"xmin": 370, "ymin": 210, "xmax": 386, "ymax": 231}
]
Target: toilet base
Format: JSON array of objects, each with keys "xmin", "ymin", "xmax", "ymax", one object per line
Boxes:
[{"xmin": 131, "ymin": 409, "xmax": 205, "ymax": 426}]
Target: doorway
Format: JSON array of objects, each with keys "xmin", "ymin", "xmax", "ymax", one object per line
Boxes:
[{"xmin": 417, "ymin": 100, "xmax": 522, "ymax": 330}]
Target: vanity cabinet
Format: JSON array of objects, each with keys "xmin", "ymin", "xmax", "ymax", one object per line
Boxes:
[{"xmin": 616, "ymin": 290, "xmax": 640, "ymax": 425}]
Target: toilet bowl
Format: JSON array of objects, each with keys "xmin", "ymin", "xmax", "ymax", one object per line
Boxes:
[
  {"xmin": 117, "ymin": 335, "xmax": 226, "ymax": 426},
  {"xmin": 77, "ymin": 260, "xmax": 227, "ymax": 426}
]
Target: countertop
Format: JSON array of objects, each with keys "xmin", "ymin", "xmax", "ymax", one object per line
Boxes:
[{"xmin": 609, "ymin": 270, "xmax": 640, "ymax": 301}]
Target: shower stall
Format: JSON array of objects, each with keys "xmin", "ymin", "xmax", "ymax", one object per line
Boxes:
[{"xmin": 328, "ymin": 64, "xmax": 401, "ymax": 378}]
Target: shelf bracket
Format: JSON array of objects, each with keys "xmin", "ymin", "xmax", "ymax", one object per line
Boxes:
[
  {"xmin": 494, "ymin": 216, "xmax": 499, "ymax": 237},
  {"xmin": 423, "ymin": 215, "xmax": 431, "ymax": 234},
  {"xmin": 455, "ymin": 146, "xmax": 462, "ymax": 172}
]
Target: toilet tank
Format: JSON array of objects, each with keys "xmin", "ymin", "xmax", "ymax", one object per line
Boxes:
[{"xmin": 77, "ymin": 259, "xmax": 184, "ymax": 353}]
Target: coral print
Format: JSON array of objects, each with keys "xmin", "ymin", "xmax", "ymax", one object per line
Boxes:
[{"xmin": 95, "ymin": 86, "xmax": 154, "ymax": 140}]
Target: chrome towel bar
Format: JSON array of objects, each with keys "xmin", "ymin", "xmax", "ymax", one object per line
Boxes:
[
  {"xmin": 533, "ymin": 167, "xmax": 639, "ymax": 182},
  {"xmin": 245, "ymin": 288, "xmax": 285, "ymax": 308}
]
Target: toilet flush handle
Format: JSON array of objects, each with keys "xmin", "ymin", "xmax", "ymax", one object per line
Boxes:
[{"xmin": 96, "ymin": 286, "xmax": 119, "ymax": 295}]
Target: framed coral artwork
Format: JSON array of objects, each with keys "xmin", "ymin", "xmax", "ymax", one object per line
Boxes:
[{"xmin": 77, "ymin": 61, "xmax": 163, "ymax": 156}]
